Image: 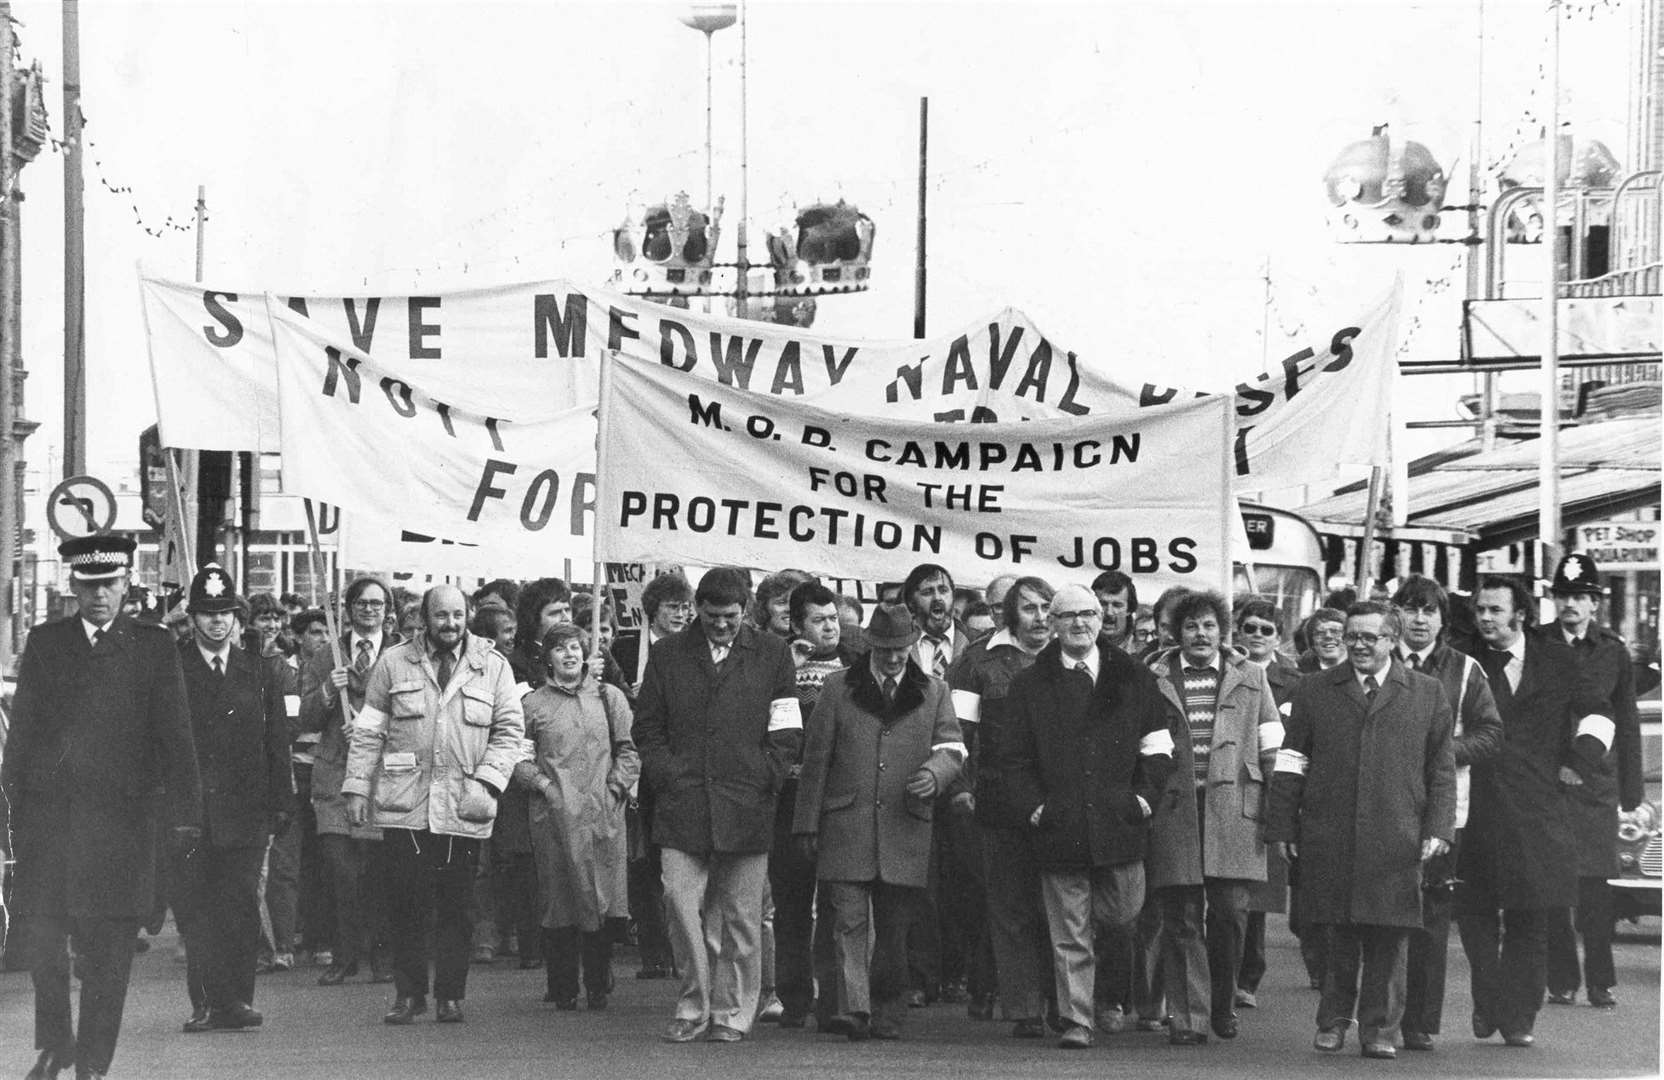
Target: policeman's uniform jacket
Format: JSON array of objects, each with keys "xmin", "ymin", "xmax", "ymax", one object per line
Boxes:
[
  {"xmin": 178, "ymin": 640, "xmax": 293, "ymax": 847},
  {"xmin": 1, "ymin": 614, "xmax": 201, "ymax": 918}
]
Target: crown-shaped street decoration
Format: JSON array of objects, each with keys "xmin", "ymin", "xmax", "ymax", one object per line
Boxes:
[
  {"xmin": 612, "ymin": 191, "xmax": 724, "ymax": 302},
  {"xmin": 728, "ymin": 268, "xmax": 819, "ymax": 327},
  {"xmin": 765, "ymin": 200, "xmax": 875, "ymax": 294},
  {"xmin": 1323, "ymin": 125, "xmax": 1447, "ymax": 244},
  {"xmin": 1496, "ymin": 134, "xmax": 1623, "ymax": 244}
]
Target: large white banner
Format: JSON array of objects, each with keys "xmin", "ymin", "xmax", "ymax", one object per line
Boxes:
[
  {"xmin": 141, "ymin": 272, "xmax": 1401, "ymax": 491},
  {"xmin": 268, "ymin": 300, "xmax": 599, "ymax": 561},
  {"xmin": 595, "ymin": 353, "xmax": 1235, "ymax": 590}
]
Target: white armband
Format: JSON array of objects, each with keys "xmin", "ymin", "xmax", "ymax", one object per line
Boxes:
[
  {"xmin": 769, "ymin": 697, "xmax": 804, "ymax": 732},
  {"xmin": 283, "ymin": 694, "xmax": 301, "ymax": 719},
  {"xmin": 1258, "ymin": 719, "xmax": 1286, "ymax": 751},
  {"xmin": 951, "ymin": 689, "xmax": 982, "ymax": 725},
  {"xmin": 1279, "ymin": 701, "xmax": 1292, "ymax": 718},
  {"xmin": 1139, "ymin": 729, "xmax": 1175, "ymax": 757},
  {"xmin": 1576, "ymin": 714, "xmax": 1615, "ymax": 753},
  {"xmin": 1273, "ymin": 748, "xmax": 1308, "ymax": 776},
  {"xmin": 931, "ymin": 741, "xmax": 968, "ymax": 760},
  {"xmin": 351, "ymin": 704, "xmax": 389, "ymax": 733}
]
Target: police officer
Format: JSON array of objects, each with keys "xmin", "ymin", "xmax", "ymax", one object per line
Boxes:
[
  {"xmin": 1540, "ymin": 553, "xmax": 1643, "ymax": 1010},
  {"xmin": 2, "ymin": 536, "xmax": 201, "ymax": 1080},
  {"xmin": 173, "ymin": 565, "xmax": 294, "ymax": 1033}
]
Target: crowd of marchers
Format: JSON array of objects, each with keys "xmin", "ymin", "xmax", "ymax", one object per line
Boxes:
[{"xmin": 0, "ymin": 535, "xmax": 1646, "ymax": 1079}]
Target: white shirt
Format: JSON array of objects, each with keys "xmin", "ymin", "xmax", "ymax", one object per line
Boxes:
[
  {"xmin": 1398, "ymin": 643, "xmax": 1436, "ymax": 669},
  {"xmin": 198, "ymin": 642, "xmax": 233, "ymax": 672},
  {"xmin": 1354, "ymin": 662, "xmax": 1389, "ymax": 693},
  {"xmin": 1062, "ymin": 645, "xmax": 1100, "ymax": 682},
  {"xmin": 1493, "ymin": 634, "xmax": 1526, "ymax": 692},
  {"xmin": 916, "ymin": 626, "xmax": 956, "ymax": 673},
  {"xmin": 81, "ymin": 618, "xmax": 112, "ymax": 645},
  {"xmin": 349, "ymin": 630, "xmax": 384, "ymax": 659}
]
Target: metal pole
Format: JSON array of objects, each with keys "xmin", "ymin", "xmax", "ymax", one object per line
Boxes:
[
  {"xmin": 0, "ymin": 3, "xmax": 16, "ymax": 662},
  {"xmin": 1540, "ymin": 0, "xmax": 1563, "ymax": 577},
  {"xmin": 734, "ymin": 0, "xmax": 749, "ymax": 314},
  {"xmin": 62, "ymin": 0, "xmax": 83, "ymax": 478},
  {"xmin": 914, "ymin": 96, "xmax": 928, "ymax": 339},
  {"xmin": 1357, "ymin": 466, "xmax": 1385, "ymax": 596},
  {"xmin": 703, "ymin": 30, "xmax": 714, "ymax": 224}
]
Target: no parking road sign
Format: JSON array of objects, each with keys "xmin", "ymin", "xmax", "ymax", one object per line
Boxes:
[{"xmin": 47, "ymin": 474, "xmax": 118, "ymax": 540}]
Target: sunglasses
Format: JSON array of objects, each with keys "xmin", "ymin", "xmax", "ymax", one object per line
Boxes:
[{"xmin": 1237, "ymin": 622, "xmax": 1278, "ymax": 637}]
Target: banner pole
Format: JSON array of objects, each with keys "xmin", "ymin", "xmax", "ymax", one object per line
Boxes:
[
  {"xmin": 1356, "ymin": 466, "xmax": 1384, "ymax": 597},
  {"xmin": 1220, "ymin": 399, "xmax": 1234, "ymax": 606},
  {"xmin": 591, "ymin": 350, "xmax": 619, "ymax": 651},
  {"xmin": 305, "ymin": 497, "xmax": 351, "ymax": 730}
]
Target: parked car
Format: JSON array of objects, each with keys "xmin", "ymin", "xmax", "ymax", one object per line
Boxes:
[{"xmin": 1610, "ymin": 697, "xmax": 1662, "ymax": 926}]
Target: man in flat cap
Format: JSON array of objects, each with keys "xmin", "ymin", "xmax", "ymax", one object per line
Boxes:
[
  {"xmin": 172, "ymin": 565, "xmax": 294, "ymax": 1034},
  {"xmin": 2, "ymin": 535, "xmax": 201, "ymax": 1080}
]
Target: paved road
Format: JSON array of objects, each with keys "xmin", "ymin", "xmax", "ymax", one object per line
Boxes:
[{"xmin": 1, "ymin": 920, "xmax": 1657, "ymax": 1080}]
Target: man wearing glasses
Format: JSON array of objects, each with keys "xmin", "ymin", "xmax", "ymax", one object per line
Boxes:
[
  {"xmin": 298, "ymin": 575, "xmax": 401, "ymax": 987},
  {"xmin": 1268, "ymin": 601, "xmax": 1456, "ymax": 1060},
  {"xmin": 1389, "ymin": 576, "xmax": 1502, "ymax": 1050},
  {"xmin": 1298, "ymin": 608, "xmax": 1349, "ymax": 672}
]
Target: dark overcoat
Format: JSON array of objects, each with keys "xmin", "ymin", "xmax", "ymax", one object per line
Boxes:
[
  {"xmin": 793, "ymin": 657, "xmax": 962, "ymax": 887},
  {"xmin": 178, "ymin": 641, "xmax": 293, "ymax": 848},
  {"xmin": 1003, "ymin": 637, "xmax": 1175, "ymax": 871},
  {"xmin": 633, "ymin": 623, "xmax": 798, "ymax": 855},
  {"xmin": 1267, "ymin": 660, "xmax": 1456, "ymax": 928},
  {"xmin": 1247, "ymin": 652, "xmax": 1303, "ymax": 911},
  {"xmin": 1534, "ymin": 623, "xmax": 1644, "ymax": 876},
  {"xmin": 1457, "ymin": 635, "xmax": 1607, "ymax": 911},
  {"xmin": 1, "ymin": 615, "xmax": 201, "ymax": 918}
]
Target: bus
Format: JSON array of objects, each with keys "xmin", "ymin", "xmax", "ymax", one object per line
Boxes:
[{"xmin": 1234, "ymin": 502, "xmax": 1326, "ymax": 634}]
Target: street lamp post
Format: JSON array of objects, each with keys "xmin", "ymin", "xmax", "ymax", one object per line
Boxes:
[{"xmin": 677, "ymin": 4, "xmax": 736, "ymax": 232}]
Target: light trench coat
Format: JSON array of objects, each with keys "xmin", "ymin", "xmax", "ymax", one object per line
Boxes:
[{"xmin": 514, "ymin": 676, "xmax": 640, "ymax": 932}]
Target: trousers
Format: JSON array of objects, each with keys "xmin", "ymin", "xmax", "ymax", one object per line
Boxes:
[
  {"xmin": 382, "ymin": 828, "xmax": 480, "ymax": 1001},
  {"xmin": 26, "ymin": 915, "xmax": 139, "ymax": 1075}
]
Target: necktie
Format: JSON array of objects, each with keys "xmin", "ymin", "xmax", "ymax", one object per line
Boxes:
[
  {"xmin": 354, "ymin": 639, "xmax": 373, "ymax": 676},
  {"xmin": 91, "ymin": 627, "xmax": 103, "ymax": 647},
  {"xmin": 212, "ymin": 655, "xmax": 224, "ymax": 677},
  {"xmin": 1481, "ymin": 648, "xmax": 1514, "ymax": 708},
  {"xmin": 1406, "ymin": 652, "xmax": 1421, "ymax": 671},
  {"xmin": 1075, "ymin": 661, "xmax": 1091, "ymax": 677},
  {"xmin": 926, "ymin": 636, "xmax": 948, "ymax": 679},
  {"xmin": 883, "ymin": 677, "xmax": 897, "ymax": 706},
  {"xmin": 1364, "ymin": 674, "xmax": 1378, "ymax": 700},
  {"xmin": 437, "ymin": 649, "xmax": 455, "ymax": 690}
]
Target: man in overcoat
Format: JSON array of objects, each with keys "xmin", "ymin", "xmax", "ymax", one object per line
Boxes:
[
  {"xmin": 793, "ymin": 603, "xmax": 964, "ymax": 1039},
  {"xmin": 1003, "ymin": 584, "xmax": 1176, "ymax": 1050},
  {"xmin": 632, "ymin": 567, "xmax": 802, "ymax": 1044},
  {"xmin": 173, "ymin": 565, "xmax": 293, "ymax": 1033},
  {"xmin": 1455, "ymin": 576, "xmax": 1613, "ymax": 1048},
  {"xmin": 1268, "ymin": 601, "xmax": 1456, "ymax": 1060},
  {"xmin": 2, "ymin": 535, "xmax": 201, "ymax": 1080},
  {"xmin": 1538, "ymin": 554, "xmax": 1642, "ymax": 1010}
]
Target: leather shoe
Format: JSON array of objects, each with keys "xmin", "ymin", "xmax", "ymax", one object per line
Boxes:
[
  {"xmin": 870, "ymin": 1017, "xmax": 901, "ymax": 1040},
  {"xmin": 1315, "ymin": 1025, "xmax": 1347, "ymax": 1052},
  {"xmin": 1501, "ymin": 1030, "xmax": 1535, "ymax": 1048},
  {"xmin": 1588, "ymin": 987, "xmax": 1617, "ymax": 1008},
  {"xmin": 1471, "ymin": 1013, "xmax": 1497, "ymax": 1039},
  {"xmin": 73, "ymin": 1070, "xmax": 103, "ymax": 1080},
  {"xmin": 182, "ymin": 1006, "xmax": 213, "ymax": 1034},
  {"xmin": 25, "ymin": 1048, "xmax": 72, "ymax": 1079},
  {"xmin": 1168, "ymin": 1029, "xmax": 1208, "ymax": 1046},
  {"xmin": 1401, "ymin": 1030, "xmax": 1433, "ymax": 1051},
  {"xmin": 661, "ymin": 1018, "xmax": 709, "ymax": 1043},
  {"xmin": 1136, "ymin": 1016, "xmax": 1169, "ymax": 1032},
  {"xmin": 821, "ymin": 1015, "xmax": 854, "ymax": 1037},
  {"xmin": 383, "ymin": 996, "xmax": 427, "ymax": 1025},
  {"xmin": 843, "ymin": 1013, "xmax": 871, "ymax": 1042},
  {"xmin": 317, "ymin": 961, "xmax": 358, "ymax": 986},
  {"xmin": 1211, "ymin": 1014, "xmax": 1239, "ymax": 1039},
  {"xmin": 779, "ymin": 1011, "xmax": 808, "ymax": 1029},
  {"xmin": 211, "ymin": 1003, "xmax": 263, "ymax": 1030},
  {"xmin": 1058, "ymin": 1023, "xmax": 1094, "ymax": 1049},
  {"xmin": 904, "ymin": 989, "xmax": 927, "ymax": 1008},
  {"xmin": 706, "ymin": 1023, "xmax": 744, "ymax": 1043},
  {"xmin": 435, "ymin": 999, "xmax": 464, "ymax": 1023},
  {"xmin": 1546, "ymin": 989, "xmax": 1577, "ymax": 1005},
  {"xmin": 1361, "ymin": 1042, "xmax": 1397, "ymax": 1060},
  {"xmin": 1234, "ymin": 989, "xmax": 1258, "ymax": 1009},
  {"xmin": 1011, "ymin": 1018, "xmax": 1047, "ymax": 1038}
]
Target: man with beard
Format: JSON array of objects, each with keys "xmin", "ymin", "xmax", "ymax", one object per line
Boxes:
[
  {"xmin": 900, "ymin": 564, "xmax": 976, "ymax": 1006},
  {"xmin": 344, "ymin": 585, "xmax": 525, "ymax": 1026},
  {"xmin": 1455, "ymin": 576, "xmax": 1611, "ymax": 1048},
  {"xmin": 173, "ymin": 566, "xmax": 292, "ymax": 1034},
  {"xmin": 951, "ymin": 576, "xmax": 1056, "ymax": 1035},
  {"xmin": 4, "ymin": 535, "xmax": 200, "ymax": 1080},
  {"xmin": 1389, "ymin": 575, "xmax": 1502, "ymax": 1051},
  {"xmin": 1539, "ymin": 554, "xmax": 1642, "ymax": 1011}
]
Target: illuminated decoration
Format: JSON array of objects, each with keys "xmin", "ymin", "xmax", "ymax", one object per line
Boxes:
[
  {"xmin": 1323, "ymin": 125, "xmax": 1448, "ymax": 244},
  {"xmin": 610, "ymin": 191, "xmax": 724, "ymax": 308},
  {"xmin": 765, "ymin": 200, "xmax": 876, "ymax": 295},
  {"xmin": 1496, "ymin": 134, "xmax": 1622, "ymax": 243}
]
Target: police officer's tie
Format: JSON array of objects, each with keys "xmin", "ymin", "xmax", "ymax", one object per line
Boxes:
[{"xmin": 212, "ymin": 655, "xmax": 224, "ymax": 679}]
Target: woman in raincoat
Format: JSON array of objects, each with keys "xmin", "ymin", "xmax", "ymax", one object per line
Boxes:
[{"xmin": 514, "ymin": 622, "xmax": 640, "ymax": 1010}]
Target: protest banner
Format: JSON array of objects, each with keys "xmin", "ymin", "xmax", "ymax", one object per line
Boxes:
[
  {"xmin": 594, "ymin": 352, "xmax": 1234, "ymax": 591},
  {"xmin": 142, "ymin": 272, "xmax": 1400, "ymax": 492},
  {"xmin": 268, "ymin": 299, "xmax": 599, "ymax": 562}
]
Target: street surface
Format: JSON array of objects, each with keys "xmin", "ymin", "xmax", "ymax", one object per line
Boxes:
[{"xmin": 1, "ymin": 920, "xmax": 1657, "ymax": 1080}]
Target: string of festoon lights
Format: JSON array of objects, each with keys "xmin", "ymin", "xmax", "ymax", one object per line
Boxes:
[
  {"xmin": 40, "ymin": 107, "xmax": 193, "ymax": 238},
  {"xmin": 1394, "ymin": 248, "xmax": 1468, "ymax": 360}
]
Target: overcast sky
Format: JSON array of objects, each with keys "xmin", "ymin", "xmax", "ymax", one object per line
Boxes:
[{"xmin": 3, "ymin": 0, "xmax": 1637, "ymax": 500}]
